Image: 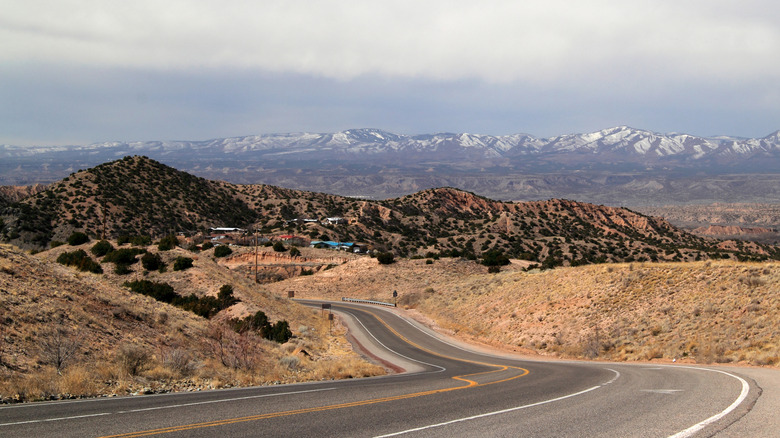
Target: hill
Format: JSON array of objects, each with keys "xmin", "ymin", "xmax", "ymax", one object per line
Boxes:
[
  {"xmin": 264, "ymin": 257, "xmax": 780, "ymax": 367},
  {"xmin": 1, "ymin": 156, "xmax": 778, "ymax": 266},
  {"xmin": 0, "ymin": 242, "xmax": 383, "ymax": 402},
  {"xmin": 0, "ymin": 156, "xmax": 257, "ymax": 246}
]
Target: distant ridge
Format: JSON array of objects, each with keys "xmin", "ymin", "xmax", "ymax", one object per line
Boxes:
[
  {"xmin": 2, "ymin": 127, "xmax": 780, "ymax": 204},
  {"xmin": 3, "ymin": 126, "xmax": 779, "ymax": 165}
]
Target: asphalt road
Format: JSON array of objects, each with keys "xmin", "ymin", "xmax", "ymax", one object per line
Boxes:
[{"xmin": 0, "ymin": 301, "xmax": 769, "ymax": 437}]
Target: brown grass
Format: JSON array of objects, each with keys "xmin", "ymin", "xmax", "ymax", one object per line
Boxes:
[
  {"xmin": 265, "ymin": 257, "xmax": 780, "ymax": 367},
  {"xmin": 0, "ymin": 243, "xmax": 385, "ymax": 402}
]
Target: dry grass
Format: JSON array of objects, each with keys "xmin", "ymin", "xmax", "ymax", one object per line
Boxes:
[
  {"xmin": 265, "ymin": 256, "xmax": 780, "ymax": 367},
  {"xmin": 0, "ymin": 243, "xmax": 384, "ymax": 403}
]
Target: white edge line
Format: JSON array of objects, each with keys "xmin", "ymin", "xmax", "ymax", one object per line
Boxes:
[
  {"xmin": 341, "ymin": 309, "xmax": 447, "ymax": 373},
  {"xmin": 0, "ymin": 387, "xmax": 335, "ymax": 427},
  {"xmin": 666, "ymin": 366, "xmax": 751, "ymax": 438},
  {"xmin": 373, "ymin": 368, "xmax": 621, "ymax": 437}
]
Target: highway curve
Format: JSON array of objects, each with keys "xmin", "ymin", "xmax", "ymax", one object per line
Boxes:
[{"xmin": 0, "ymin": 301, "xmax": 765, "ymax": 437}]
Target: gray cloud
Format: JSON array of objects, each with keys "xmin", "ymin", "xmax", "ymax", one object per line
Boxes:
[{"xmin": 1, "ymin": 0, "xmax": 778, "ymax": 144}]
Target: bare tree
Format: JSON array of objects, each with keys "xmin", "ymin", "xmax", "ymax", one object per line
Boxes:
[
  {"xmin": 206, "ymin": 324, "xmax": 257, "ymax": 370},
  {"xmin": 116, "ymin": 343, "xmax": 151, "ymax": 376},
  {"xmin": 39, "ymin": 325, "xmax": 80, "ymax": 374}
]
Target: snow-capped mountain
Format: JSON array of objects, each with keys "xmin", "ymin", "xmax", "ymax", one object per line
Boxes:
[{"xmin": 2, "ymin": 127, "xmax": 779, "ymax": 186}]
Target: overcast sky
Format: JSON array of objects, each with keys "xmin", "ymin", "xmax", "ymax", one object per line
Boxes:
[{"xmin": 1, "ymin": 0, "xmax": 779, "ymax": 146}]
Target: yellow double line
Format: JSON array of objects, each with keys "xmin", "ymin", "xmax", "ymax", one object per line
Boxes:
[{"xmin": 102, "ymin": 305, "xmax": 529, "ymax": 437}]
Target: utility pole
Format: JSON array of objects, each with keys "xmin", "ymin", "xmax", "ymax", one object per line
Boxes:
[{"xmin": 254, "ymin": 228, "xmax": 259, "ymax": 283}]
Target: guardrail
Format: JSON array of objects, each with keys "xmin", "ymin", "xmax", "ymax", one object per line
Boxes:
[{"xmin": 341, "ymin": 297, "xmax": 397, "ymax": 307}]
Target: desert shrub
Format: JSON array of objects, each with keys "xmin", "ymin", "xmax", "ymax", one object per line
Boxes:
[
  {"xmin": 123, "ymin": 279, "xmax": 229, "ymax": 318},
  {"xmin": 50, "ymin": 240, "xmax": 65, "ymax": 248},
  {"xmin": 173, "ymin": 256, "xmax": 193, "ymax": 271},
  {"xmin": 272, "ymin": 241, "xmax": 286, "ymax": 252},
  {"xmin": 141, "ymin": 252, "xmax": 163, "ymax": 271},
  {"xmin": 163, "ymin": 348, "xmax": 197, "ymax": 377},
  {"xmin": 117, "ymin": 235, "xmax": 151, "ymax": 246},
  {"xmin": 280, "ymin": 355, "xmax": 300, "ymax": 370},
  {"xmin": 376, "ymin": 252, "xmax": 395, "ymax": 265},
  {"xmin": 124, "ymin": 280, "xmax": 177, "ymax": 302},
  {"xmin": 177, "ymin": 294, "xmax": 222, "ymax": 318},
  {"xmin": 141, "ymin": 252, "xmax": 164, "ymax": 271},
  {"xmin": 103, "ymin": 248, "xmax": 145, "ymax": 265},
  {"xmin": 231, "ymin": 310, "xmax": 270, "ymax": 333},
  {"xmin": 116, "ymin": 343, "xmax": 151, "ymax": 376},
  {"xmin": 56, "ymin": 249, "xmax": 103, "ymax": 274},
  {"xmin": 113, "ymin": 263, "xmax": 133, "ymax": 275},
  {"xmin": 214, "ymin": 245, "xmax": 232, "ymax": 258},
  {"xmin": 229, "ymin": 310, "xmax": 292, "ymax": 343},
  {"xmin": 201, "ymin": 241, "xmax": 214, "ymax": 250},
  {"xmin": 218, "ymin": 284, "xmax": 239, "ymax": 308},
  {"xmin": 267, "ymin": 320, "xmax": 292, "ymax": 343},
  {"xmin": 157, "ymin": 234, "xmax": 178, "ymax": 251},
  {"xmin": 67, "ymin": 231, "xmax": 89, "ymax": 246},
  {"xmin": 289, "ymin": 247, "xmax": 301, "ymax": 257},
  {"xmin": 487, "ymin": 265, "xmax": 501, "ymax": 273},
  {"xmin": 481, "ymin": 250, "xmax": 510, "ymax": 267},
  {"xmin": 91, "ymin": 240, "xmax": 114, "ymax": 257}
]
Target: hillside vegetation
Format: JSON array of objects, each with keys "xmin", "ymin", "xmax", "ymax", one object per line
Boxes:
[
  {"xmin": 265, "ymin": 258, "xmax": 780, "ymax": 367},
  {"xmin": 0, "ymin": 242, "xmax": 383, "ymax": 402},
  {"xmin": 1, "ymin": 155, "xmax": 779, "ymax": 403},
  {"xmin": 2, "ymin": 156, "xmax": 778, "ymax": 268}
]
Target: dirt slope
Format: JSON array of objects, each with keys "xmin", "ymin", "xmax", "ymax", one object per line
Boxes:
[
  {"xmin": 0, "ymin": 243, "xmax": 383, "ymax": 402},
  {"xmin": 264, "ymin": 256, "xmax": 780, "ymax": 367}
]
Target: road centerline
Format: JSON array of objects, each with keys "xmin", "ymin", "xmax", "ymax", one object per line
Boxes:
[{"xmin": 97, "ymin": 304, "xmax": 530, "ymax": 438}]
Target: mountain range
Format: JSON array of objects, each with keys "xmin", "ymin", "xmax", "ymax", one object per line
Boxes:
[{"xmin": 2, "ymin": 127, "xmax": 780, "ymax": 204}]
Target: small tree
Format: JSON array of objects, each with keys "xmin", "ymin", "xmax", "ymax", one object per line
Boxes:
[
  {"xmin": 268, "ymin": 320, "xmax": 292, "ymax": 343},
  {"xmin": 91, "ymin": 240, "xmax": 114, "ymax": 257},
  {"xmin": 214, "ymin": 245, "xmax": 233, "ymax": 258},
  {"xmin": 272, "ymin": 241, "xmax": 286, "ymax": 252},
  {"xmin": 141, "ymin": 252, "xmax": 164, "ymax": 271},
  {"xmin": 39, "ymin": 325, "xmax": 80, "ymax": 374},
  {"xmin": 289, "ymin": 246, "xmax": 301, "ymax": 257},
  {"xmin": 157, "ymin": 234, "xmax": 178, "ymax": 251},
  {"xmin": 67, "ymin": 231, "xmax": 89, "ymax": 246},
  {"xmin": 103, "ymin": 248, "xmax": 144, "ymax": 265},
  {"xmin": 56, "ymin": 249, "xmax": 103, "ymax": 274},
  {"xmin": 376, "ymin": 252, "xmax": 395, "ymax": 265},
  {"xmin": 218, "ymin": 284, "xmax": 239, "ymax": 308},
  {"xmin": 481, "ymin": 250, "xmax": 510, "ymax": 267},
  {"xmin": 173, "ymin": 256, "xmax": 194, "ymax": 271},
  {"xmin": 114, "ymin": 263, "xmax": 133, "ymax": 275}
]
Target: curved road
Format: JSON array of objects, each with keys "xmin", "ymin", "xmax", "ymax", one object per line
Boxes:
[{"xmin": 0, "ymin": 301, "xmax": 765, "ymax": 437}]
